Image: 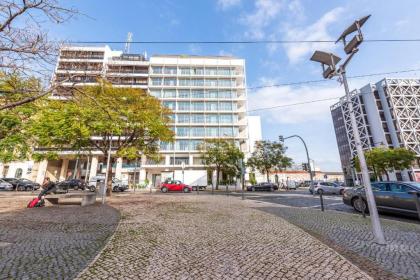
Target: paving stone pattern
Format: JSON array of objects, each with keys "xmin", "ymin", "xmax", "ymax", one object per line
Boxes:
[
  {"xmin": 78, "ymin": 194, "xmax": 371, "ymax": 280},
  {"xmin": 0, "ymin": 196, "xmax": 119, "ymax": 280},
  {"xmin": 258, "ymin": 205, "xmax": 420, "ymax": 280}
]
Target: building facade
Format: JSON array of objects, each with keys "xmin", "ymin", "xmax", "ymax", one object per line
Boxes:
[
  {"xmin": 0, "ymin": 46, "xmax": 258, "ymax": 187},
  {"xmin": 331, "ymin": 78, "xmax": 420, "ymax": 183}
]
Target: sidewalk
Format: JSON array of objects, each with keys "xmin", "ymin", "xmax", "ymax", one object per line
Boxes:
[{"xmin": 78, "ymin": 193, "xmax": 371, "ymax": 280}]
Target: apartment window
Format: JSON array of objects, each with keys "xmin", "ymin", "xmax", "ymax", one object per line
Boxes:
[
  {"xmin": 219, "ymin": 91, "xmax": 233, "ymax": 99},
  {"xmin": 206, "ymin": 102, "xmax": 218, "ymax": 111},
  {"xmin": 164, "ymin": 78, "xmax": 177, "ymax": 86},
  {"xmin": 177, "ymin": 127, "xmax": 190, "ymax": 137},
  {"xmin": 191, "ymin": 114, "xmax": 205, "ymax": 123},
  {"xmin": 178, "ymin": 90, "xmax": 190, "ymax": 98},
  {"xmin": 170, "ymin": 157, "xmax": 189, "ymax": 165},
  {"xmin": 218, "ymin": 79, "xmax": 234, "ymax": 87},
  {"xmin": 192, "ymin": 68, "xmax": 204, "ymax": 75},
  {"xmin": 164, "ymin": 67, "xmax": 177, "ymax": 75},
  {"xmin": 205, "ymin": 68, "xmax": 217, "ymax": 75},
  {"xmin": 205, "ymin": 79, "xmax": 218, "ymax": 87},
  {"xmin": 177, "ymin": 114, "xmax": 190, "ymax": 123},
  {"xmin": 191, "ymin": 90, "xmax": 205, "ymax": 98},
  {"xmin": 163, "ymin": 90, "xmax": 176, "ymax": 98},
  {"xmin": 152, "ymin": 67, "xmax": 163, "ymax": 74},
  {"xmin": 206, "ymin": 90, "xmax": 218, "ymax": 99},
  {"xmin": 207, "ymin": 127, "xmax": 219, "ymax": 137},
  {"xmin": 149, "ymin": 90, "xmax": 161, "ymax": 98},
  {"xmin": 191, "ymin": 102, "xmax": 205, "ymax": 111},
  {"xmin": 191, "ymin": 127, "xmax": 205, "ymax": 137},
  {"xmin": 218, "ymin": 68, "xmax": 231, "ymax": 76},
  {"xmin": 205, "ymin": 114, "xmax": 218, "ymax": 123},
  {"xmin": 167, "ymin": 114, "xmax": 175, "ymax": 123},
  {"xmin": 219, "ymin": 102, "xmax": 232, "ymax": 111},
  {"xmin": 178, "ymin": 102, "xmax": 190, "ymax": 111},
  {"xmin": 179, "ymin": 79, "xmax": 189, "ymax": 86},
  {"xmin": 162, "ymin": 101, "xmax": 176, "ymax": 110},
  {"xmin": 15, "ymin": 168, "xmax": 23, "ymax": 179},
  {"xmin": 160, "ymin": 142, "xmax": 173, "ymax": 150},
  {"xmin": 151, "ymin": 78, "xmax": 162, "ymax": 85},
  {"xmin": 191, "ymin": 79, "xmax": 204, "ymax": 86},
  {"xmin": 220, "ymin": 127, "xmax": 233, "ymax": 137},
  {"xmin": 190, "ymin": 140, "xmax": 203, "ymax": 150},
  {"xmin": 180, "ymin": 67, "xmax": 191, "ymax": 75},
  {"xmin": 176, "ymin": 140, "xmax": 190, "ymax": 151},
  {"xmin": 219, "ymin": 114, "xmax": 233, "ymax": 123}
]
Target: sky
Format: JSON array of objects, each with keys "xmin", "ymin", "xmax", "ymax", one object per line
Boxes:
[{"xmin": 47, "ymin": 0, "xmax": 420, "ymax": 171}]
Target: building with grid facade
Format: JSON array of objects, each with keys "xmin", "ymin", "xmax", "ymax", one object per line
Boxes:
[{"xmin": 331, "ymin": 78, "xmax": 420, "ymax": 184}]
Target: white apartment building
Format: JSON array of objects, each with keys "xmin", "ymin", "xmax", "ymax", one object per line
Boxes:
[
  {"xmin": 331, "ymin": 78, "xmax": 420, "ymax": 184},
  {"xmin": 0, "ymin": 46, "xmax": 259, "ymax": 187}
]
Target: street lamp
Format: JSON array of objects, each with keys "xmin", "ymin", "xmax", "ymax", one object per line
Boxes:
[
  {"xmin": 310, "ymin": 15, "xmax": 386, "ymax": 245},
  {"xmin": 279, "ymin": 135, "xmax": 319, "ymax": 209}
]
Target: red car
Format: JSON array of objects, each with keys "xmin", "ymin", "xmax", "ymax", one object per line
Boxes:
[{"xmin": 160, "ymin": 180, "xmax": 192, "ymax": 193}]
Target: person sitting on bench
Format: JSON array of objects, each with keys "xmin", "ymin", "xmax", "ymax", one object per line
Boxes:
[{"xmin": 38, "ymin": 177, "xmax": 56, "ymax": 199}]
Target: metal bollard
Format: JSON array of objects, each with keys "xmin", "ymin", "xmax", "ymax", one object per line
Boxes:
[{"xmin": 319, "ymin": 192, "xmax": 325, "ymax": 212}]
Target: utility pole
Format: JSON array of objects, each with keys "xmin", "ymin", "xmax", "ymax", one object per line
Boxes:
[
  {"xmin": 103, "ymin": 136, "xmax": 112, "ymax": 205},
  {"xmin": 310, "ymin": 15, "xmax": 385, "ymax": 244}
]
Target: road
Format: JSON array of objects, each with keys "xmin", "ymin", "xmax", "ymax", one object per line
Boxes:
[{"xmin": 229, "ymin": 188, "xmax": 420, "ymax": 224}]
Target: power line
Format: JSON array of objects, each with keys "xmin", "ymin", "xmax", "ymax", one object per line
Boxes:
[
  {"xmin": 66, "ymin": 39, "xmax": 420, "ymax": 45},
  {"xmin": 247, "ymin": 97, "xmax": 341, "ymax": 113}
]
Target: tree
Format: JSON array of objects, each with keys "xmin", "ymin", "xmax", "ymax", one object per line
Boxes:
[
  {"xmin": 0, "ymin": 72, "xmax": 41, "ymax": 162},
  {"xmin": 0, "ymin": 0, "xmax": 78, "ymax": 110},
  {"xmin": 200, "ymin": 139, "xmax": 244, "ymax": 190},
  {"xmin": 355, "ymin": 147, "xmax": 417, "ymax": 181},
  {"xmin": 29, "ymin": 81, "xmax": 174, "ymax": 196},
  {"xmin": 247, "ymin": 140, "xmax": 292, "ymax": 182}
]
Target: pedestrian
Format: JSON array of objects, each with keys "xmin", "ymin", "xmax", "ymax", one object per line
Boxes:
[{"xmin": 38, "ymin": 177, "xmax": 56, "ymax": 199}]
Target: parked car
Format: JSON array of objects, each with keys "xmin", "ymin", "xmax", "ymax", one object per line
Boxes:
[
  {"xmin": 0, "ymin": 179, "xmax": 13, "ymax": 191},
  {"xmin": 191, "ymin": 185, "xmax": 207, "ymax": 191},
  {"xmin": 309, "ymin": 181, "xmax": 345, "ymax": 195},
  {"xmin": 56, "ymin": 179, "xmax": 87, "ymax": 192},
  {"xmin": 343, "ymin": 181, "xmax": 420, "ymax": 217},
  {"xmin": 88, "ymin": 176, "xmax": 128, "ymax": 192},
  {"xmin": 247, "ymin": 182, "xmax": 278, "ymax": 192},
  {"xmin": 160, "ymin": 180, "xmax": 192, "ymax": 193},
  {"xmin": 7, "ymin": 178, "xmax": 41, "ymax": 191}
]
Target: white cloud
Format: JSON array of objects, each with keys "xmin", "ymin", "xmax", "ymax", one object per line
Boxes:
[
  {"xmin": 217, "ymin": 0, "xmax": 241, "ymax": 10},
  {"xmin": 248, "ymin": 80, "xmax": 342, "ymax": 124},
  {"xmin": 283, "ymin": 7, "xmax": 344, "ymax": 63},
  {"xmin": 240, "ymin": 0, "xmax": 284, "ymax": 39}
]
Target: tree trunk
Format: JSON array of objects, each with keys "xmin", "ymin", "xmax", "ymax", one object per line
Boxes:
[
  {"xmin": 384, "ymin": 170, "xmax": 390, "ymax": 181},
  {"xmin": 266, "ymin": 171, "xmax": 270, "ymax": 183},
  {"xmin": 216, "ymin": 167, "xmax": 220, "ymax": 190},
  {"xmin": 106, "ymin": 156, "xmax": 113, "ymax": 197}
]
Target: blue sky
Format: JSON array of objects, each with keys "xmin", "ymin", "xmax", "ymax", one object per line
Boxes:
[{"xmin": 49, "ymin": 0, "xmax": 420, "ymax": 171}]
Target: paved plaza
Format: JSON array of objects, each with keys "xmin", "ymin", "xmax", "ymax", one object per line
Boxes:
[{"xmin": 78, "ymin": 193, "xmax": 371, "ymax": 280}]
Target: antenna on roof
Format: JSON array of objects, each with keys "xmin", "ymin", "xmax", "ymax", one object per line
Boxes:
[{"xmin": 124, "ymin": 32, "xmax": 133, "ymax": 54}]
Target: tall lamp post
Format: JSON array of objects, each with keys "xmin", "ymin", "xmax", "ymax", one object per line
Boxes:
[{"xmin": 310, "ymin": 15, "xmax": 385, "ymax": 245}]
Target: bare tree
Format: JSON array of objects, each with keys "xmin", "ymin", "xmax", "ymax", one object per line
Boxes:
[{"xmin": 0, "ymin": 0, "xmax": 78, "ymax": 110}]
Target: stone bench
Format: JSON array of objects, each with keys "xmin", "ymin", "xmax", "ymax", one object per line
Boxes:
[{"xmin": 45, "ymin": 192, "xmax": 97, "ymax": 207}]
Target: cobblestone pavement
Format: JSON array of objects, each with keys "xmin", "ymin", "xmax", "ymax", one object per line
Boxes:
[
  {"xmin": 253, "ymin": 200, "xmax": 420, "ymax": 280},
  {"xmin": 79, "ymin": 193, "xmax": 371, "ymax": 280},
  {"xmin": 0, "ymin": 195, "xmax": 119, "ymax": 280}
]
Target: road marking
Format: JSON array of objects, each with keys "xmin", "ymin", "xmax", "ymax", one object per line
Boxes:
[{"xmin": 304, "ymin": 202, "xmax": 344, "ymax": 208}]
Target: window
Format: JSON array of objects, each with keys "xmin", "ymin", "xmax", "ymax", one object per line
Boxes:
[
  {"xmin": 219, "ymin": 114, "xmax": 233, "ymax": 123},
  {"xmin": 176, "ymin": 140, "xmax": 190, "ymax": 151},
  {"xmin": 191, "ymin": 114, "xmax": 205, "ymax": 123},
  {"xmin": 205, "ymin": 114, "xmax": 218, "ymax": 123},
  {"xmin": 152, "ymin": 67, "xmax": 162, "ymax": 74},
  {"xmin": 220, "ymin": 127, "xmax": 233, "ymax": 137},
  {"xmin": 149, "ymin": 90, "xmax": 161, "ymax": 98},
  {"xmin": 205, "ymin": 67, "xmax": 217, "ymax": 75},
  {"xmin": 206, "ymin": 102, "xmax": 218, "ymax": 111},
  {"xmin": 219, "ymin": 91, "xmax": 232, "ymax": 99},
  {"xmin": 170, "ymin": 157, "xmax": 189, "ymax": 165},
  {"xmin": 389, "ymin": 183, "xmax": 413, "ymax": 193},
  {"xmin": 178, "ymin": 102, "xmax": 190, "ymax": 111},
  {"xmin": 178, "ymin": 90, "xmax": 190, "ymax": 98},
  {"xmin": 192, "ymin": 68, "xmax": 204, "ymax": 75},
  {"xmin": 219, "ymin": 102, "xmax": 232, "ymax": 111},
  {"xmin": 162, "ymin": 101, "xmax": 176, "ymax": 110},
  {"xmin": 164, "ymin": 67, "xmax": 177, "ymax": 75},
  {"xmin": 372, "ymin": 183, "xmax": 388, "ymax": 191},
  {"xmin": 180, "ymin": 67, "xmax": 191, "ymax": 75},
  {"xmin": 179, "ymin": 79, "xmax": 189, "ymax": 86},
  {"xmin": 205, "ymin": 79, "xmax": 218, "ymax": 87},
  {"xmin": 163, "ymin": 78, "xmax": 176, "ymax": 86},
  {"xmin": 163, "ymin": 90, "xmax": 176, "ymax": 98},
  {"xmin": 191, "ymin": 102, "xmax": 205, "ymax": 111},
  {"xmin": 191, "ymin": 79, "xmax": 204, "ymax": 86},
  {"xmin": 160, "ymin": 142, "xmax": 173, "ymax": 150},
  {"xmin": 14, "ymin": 168, "xmax": 23, "ymax": 179},
  {"xmin": 191, "ymin": 90, "xmax": 204, "ymax": 98},
  {"xmin": 191, "ymin": 127, "xmax": 205, "ymax": 137},
  {"xmin": 206, "ymin": 90, "xmax": 218, "ymax": 99},
  {"xmin": 206, "ymin": 127, "xmax": 219, "ymax": 137},
  {"xmin": 177, "ymin": 127, "xmax": 190, "ymax": 137},
  {"xmin": 177, "ymin": 114, "xmax": 190, "ymax": 123},
  {"xmin": 218, "ymin": 79, "xmax": 234, "ymax": 87},
  {"xmin": 151, "ymin": 78, "xmax": 162, "ymax": 85},
  {"xmin": 190, "ymin": 140, "xmax": 203, "ymax": 150},
  {"xmin": 218, "ymin": 68, "xmax": 231, "ymax": 76}
]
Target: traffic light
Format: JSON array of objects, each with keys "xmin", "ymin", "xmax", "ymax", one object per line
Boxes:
[
  {"xmin": 302, "ymin": 163, "xmax": 308, "ymax": 171},
  {"xmin": 278, "ymin": 135, "xmax": 284, "ymax": 142}
]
